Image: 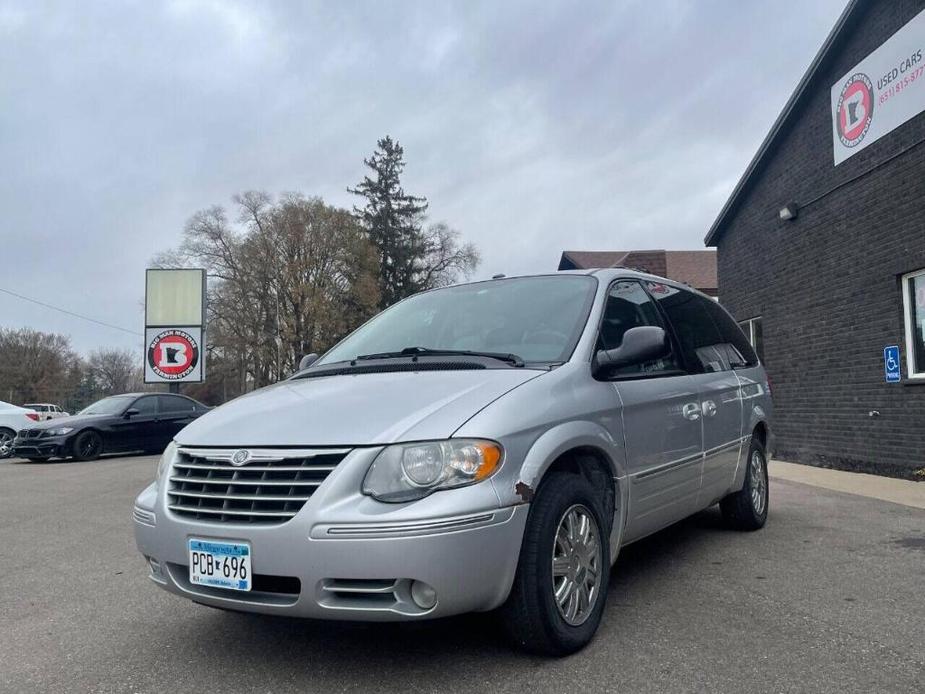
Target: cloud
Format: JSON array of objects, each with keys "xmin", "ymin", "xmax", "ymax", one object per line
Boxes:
[{"xmin": 0, "ymin": 0, "xmax": 846, "ymax": 355}]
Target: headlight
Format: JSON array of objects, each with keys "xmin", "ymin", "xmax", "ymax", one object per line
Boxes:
[
  {"xmin": 362, "ymin": 439, "xmax": 503, "ymax": 503},
  {"xmin": 155, "ymin": 441, "xmax": 178, "ymax": 485},
  {"xmin": 46, "ymin": 426, "xmax": 74, "ymax": 436}
]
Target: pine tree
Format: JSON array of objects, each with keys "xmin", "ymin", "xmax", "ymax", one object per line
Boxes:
[{"xmin": 348, "ymin": 136, "xmax": 428, "ymax": 309}]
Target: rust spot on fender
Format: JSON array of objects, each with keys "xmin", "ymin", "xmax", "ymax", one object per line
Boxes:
[{"xmin": 514, "ymin": 481, "xmax": 534, "ymax": 503}]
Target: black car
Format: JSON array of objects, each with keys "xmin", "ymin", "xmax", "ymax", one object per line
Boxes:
[{"xmin": 12, "ymin": 393, "xmax": 208, "ymax": 462}]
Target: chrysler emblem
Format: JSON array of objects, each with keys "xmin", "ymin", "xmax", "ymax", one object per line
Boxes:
[{"xmin": 230, "ymin": 449, "xmax": 252, "ymax": 466}]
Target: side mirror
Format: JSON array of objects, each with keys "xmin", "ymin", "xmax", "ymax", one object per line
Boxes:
[
  {"xmin": 298, "ymin": 353, "xmax": 319, "ymax": 370},
  {"xmin": 593, "ymin": 326, "xmax": 669, "ymax": 378},
  {"xmin": 124, "ymin": 408, "xmax": 140, "ymax": 418}
]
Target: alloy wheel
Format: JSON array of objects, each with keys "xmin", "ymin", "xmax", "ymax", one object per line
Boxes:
[
  {"xmin": 79, "ymin": 435, "xmax": 101, "ymax": 459},
  {"xmin": 552, "ymin": 504, "xmax": 602, "ymax": 626},
  {"xmin": 750, "ymin": 450, "xmax": 767, "ymax": 516},
  {"xmin": 0, "ymin": 431, "xmax": 13, "ymax": 457}
]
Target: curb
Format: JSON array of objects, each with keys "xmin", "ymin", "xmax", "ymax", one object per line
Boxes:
[{"xmin": 769, "ymin": 459, "xmax": 925, "ymax": 510}]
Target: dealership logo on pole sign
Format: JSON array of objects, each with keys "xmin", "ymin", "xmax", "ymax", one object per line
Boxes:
[
  {"xmin": 144, "ymin": 268, "xmax": 206, "ymax": 384},
  {"xmin": 835, "ymin": 73, "xmax": 874, "ymax": 148},
  {"xmin": 147, "ymin": 328, "xmax": 200, "ymax": 380},
  {"xmin": 831, "ymin": 9, "xmax": 925, "ymax": 165}
]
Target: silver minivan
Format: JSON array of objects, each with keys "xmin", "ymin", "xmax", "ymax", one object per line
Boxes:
[{"xmin": 134, "ymin": 270, "xmax": 772, "ymax": 655}]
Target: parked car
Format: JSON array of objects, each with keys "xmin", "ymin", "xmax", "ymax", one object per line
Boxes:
[
  {"xmin": 133, "ymin": 270, "xmax": 772, "ymax": 655},
  {"xmin": 22, "ymin": 403, "xmax": 70, "ymax": 421},
  {"xmin": 0, "ymin": 401, "xmax": 40, "ymax": 458},
  {"xmin": 13, "ymin": 392, "xmax": 208, "ymax": 462}
]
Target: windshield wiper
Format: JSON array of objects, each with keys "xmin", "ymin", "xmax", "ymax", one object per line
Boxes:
[{"xmin": 354, "ymin": 346, "xmax": 525, "ymax": 367}]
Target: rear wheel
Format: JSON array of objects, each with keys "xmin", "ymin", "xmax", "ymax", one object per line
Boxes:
[
  {"xmin": 72, "ymin": 430, "xmax": 103, "ymax": 461},
  {"xmin": 500, "ymin": 472, "xmax": 610, "ymax": 655},
  {"xmin": 720, "ymin": 435, "xmax": 769, "ymax": 531},
  {"xmin": 0, "ymin": 428, "xmax": 14, "ymax": 458}
]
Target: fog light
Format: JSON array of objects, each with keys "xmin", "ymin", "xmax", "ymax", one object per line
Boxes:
[{"xmin": 410, "ymin": 580, "xmax": 437, "ymax": 609}]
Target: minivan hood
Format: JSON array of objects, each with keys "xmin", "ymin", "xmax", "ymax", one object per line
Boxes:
[{"xmin": 176, "ymin": 368, "xmax": 545, "ymax": 447}]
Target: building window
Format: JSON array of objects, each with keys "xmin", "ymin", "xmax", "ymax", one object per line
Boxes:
[
  {"xmin": 737, "ymin": 317, "xmax": 764, "ymax": 363},
  {"xmin": 902, "ymin": 269, "xmax": 925, "ymax": 379}
]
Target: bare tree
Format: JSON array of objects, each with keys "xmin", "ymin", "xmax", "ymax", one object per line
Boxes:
[
  {"xmin": 156, "ymin": 192, "xmax": 380, "ymax": 392},
  {"xmin": 88, "ymin": 348, "xmax": 138, "ymax": 395},
  {"xmin": 416, "ymin": 222, "xmax": 481, "ymax": 290},
  {"xmin": 0, "ymin": 328, "xmax": 81, "ymax": 405}
]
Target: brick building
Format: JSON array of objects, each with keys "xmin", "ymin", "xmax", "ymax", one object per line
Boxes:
[
  {"xmin": 706, "ymin": 0, "xmax": 925, "ymax": 478},
  {"xmin": 558, "ymin": 249, "xmax": 717, "ymax": 296}
]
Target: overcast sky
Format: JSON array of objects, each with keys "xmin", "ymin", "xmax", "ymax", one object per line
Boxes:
[{"xmin": 0, "ymin": 0, "xmax": 847, "ymax": 355}]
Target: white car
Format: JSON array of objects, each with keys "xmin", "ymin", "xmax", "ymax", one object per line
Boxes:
[
  {"xmin": 22, "ymin": 403, "xmax": 70, "ymax": 421},
  {"xmin": 0, "ymin": 401, "xmax": 40, "ymax": 458}
]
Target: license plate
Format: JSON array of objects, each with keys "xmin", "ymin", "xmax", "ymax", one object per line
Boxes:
[{"xmin": 188, "ymin": 539, "xmax": 251, "ymax": 591}]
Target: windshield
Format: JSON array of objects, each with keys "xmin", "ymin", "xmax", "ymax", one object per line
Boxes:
[
  {"xmin": 79, "ymin": 396, "xmax": 133, "ymax": 416},
  {"xmin": 318, "ymin": 275, "xmax": 597, "ymax": 366}
]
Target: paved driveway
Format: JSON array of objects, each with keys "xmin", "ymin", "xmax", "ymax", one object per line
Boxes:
[{"xmin": 1, "ymin": 455, "xmax": 922, "ymax": 693}]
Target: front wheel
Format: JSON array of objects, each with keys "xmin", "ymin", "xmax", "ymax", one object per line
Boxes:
[
  {"xmin": 500, "ymin": 472, "xmax": 610, "ymax": 655},
  {"xmin": 720, "ymin": 435, "xmax": 769, "ymax": 531},
  {"xmin": 72, "ymin": 431, "xmax": 103, "ymax": 461}
]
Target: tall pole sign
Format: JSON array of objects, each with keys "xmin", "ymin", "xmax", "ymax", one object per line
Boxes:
[{"xmin": 144, "ymin": 269, "xmax": 206, "ymax": 388}]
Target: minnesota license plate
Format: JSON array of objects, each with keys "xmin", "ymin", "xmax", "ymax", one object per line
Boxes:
[{"xmin": 188, "ymin": 539, "xmax": 251, "ymax": 591}]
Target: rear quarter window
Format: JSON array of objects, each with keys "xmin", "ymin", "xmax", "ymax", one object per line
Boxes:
[
  {"xmin": 702, "ymin": 300, "xmax": 759, "ymax": 367},
  {"xmin": 645, "ymin": 283, "xmax": 726, "ymax": 373}
]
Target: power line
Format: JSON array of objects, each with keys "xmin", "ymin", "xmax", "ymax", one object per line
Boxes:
[{"xmin": 0, "ymin": 286, "xmax": 143, "ymax": 337}]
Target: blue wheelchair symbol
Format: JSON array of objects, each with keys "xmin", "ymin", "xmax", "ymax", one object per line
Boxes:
[{"xmin": 884, "ymin": 345, "xmax": 901, "ymax": 383}]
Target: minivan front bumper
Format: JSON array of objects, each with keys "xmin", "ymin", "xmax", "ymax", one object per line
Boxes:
[{"xmin": 133, "ymin": 447, "xmax": 528, "ymax": 621}]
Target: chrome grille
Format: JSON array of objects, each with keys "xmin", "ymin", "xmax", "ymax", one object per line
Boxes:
[{"xmin": 168, "ymin": 447, "xmax": 350, "ymax": 524}]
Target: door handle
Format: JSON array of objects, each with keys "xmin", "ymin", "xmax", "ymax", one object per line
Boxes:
[
  {"xmin": 682, "ymin": 403, "xmax": 701, "ymax": 421},
  {"xmin": 702, "ymin": 400, "xmax": 717, "ymax": 417}
]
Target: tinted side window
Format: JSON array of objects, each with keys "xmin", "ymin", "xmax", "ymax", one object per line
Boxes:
[
  {"xmin": 645, "ymin": 282, "xmax": 727, "ymax": 373},
  {"xmin": 704, "ymin": 301, "xmax": 759, "ymax": 367},
  {"xmin": 597, "ymin": 280, "xmax": 681, "ymax": 375},
  {"xmin": 133, "ymin": 396, "xmax": 157, "ymax": 416},
  {"xmin": 157, "ymin": 395, "xmax": 196, "ymax": 414}
]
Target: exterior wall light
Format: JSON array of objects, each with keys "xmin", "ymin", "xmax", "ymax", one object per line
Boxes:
[{"xmin": 779, "ymin": 202, "xmax": 799, "ymax": 221}]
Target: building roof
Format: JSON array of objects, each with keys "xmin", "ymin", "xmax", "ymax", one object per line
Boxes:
[
  {"xmin": 664, "ymin": 250, "xmax": 718, "ymax": 291},
  {"xmin": 558, "ymin": 251, "xmax": 629, "ymax": 269},
  {"xmin": 704, "ymin": 0, "xmax": 863, "ymax": 246},
  {"xmin": 558, "ymin": 249, "xmax": 717, "ymax": 291}
]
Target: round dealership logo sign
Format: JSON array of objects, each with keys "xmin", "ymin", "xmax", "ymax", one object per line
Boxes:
[
  {"xmin": 147, "ymin": 329, "xmax": 200, "ymax": 380},
  {"xmin": 836, "ymin": 72, "xmax": 874, "ymax": 147}
]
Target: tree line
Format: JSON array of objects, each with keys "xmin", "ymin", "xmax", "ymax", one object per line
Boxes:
[
  {"xmin": 0, "ymin": 328, "xmax": 141, "ymax": 411},
  {"xmin": 1, "ymin": 137, "xmax": 480, "ymax": 409}
]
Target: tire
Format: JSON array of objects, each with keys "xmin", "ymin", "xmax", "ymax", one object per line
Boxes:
[
  {"xmin": 500, "ymin": 471, "xmax": 611, "ymax": 656},
  {"xmin": 0, "ymin": 427, "xmax": 14, "ymax": 459},
  {"xmin": 720, "ymin": 435, "xmax": 769, "ymax": 531},
  {"xmin": 72, "ymin": 430, "xmax": 103, "ymax": 461}
]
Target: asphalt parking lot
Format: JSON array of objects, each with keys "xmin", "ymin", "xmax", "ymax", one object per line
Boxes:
[{"xmin": 1, "ymin": 455, "xmax": 923, "ymax": 693}]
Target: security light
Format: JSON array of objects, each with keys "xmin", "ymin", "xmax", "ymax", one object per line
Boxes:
[{"xmin": 779, "ymin": 202, "xmax": 799, "ymax": 221}]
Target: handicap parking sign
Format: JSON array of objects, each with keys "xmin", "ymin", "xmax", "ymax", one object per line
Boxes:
[{"xmin": 884, "ymin": 345, "xmax": 901, "ymax": 383}]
